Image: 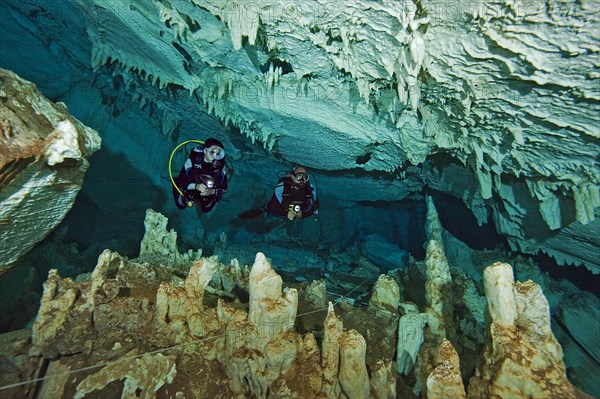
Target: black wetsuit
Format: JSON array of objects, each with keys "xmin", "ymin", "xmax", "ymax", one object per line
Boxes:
[
  {"xmin": 266, "ymin": 176, "xmax": 318, "ymax": 218},
  {"xmin": 173, "ymin": 145, "xmax": 228, "ymax": 212}
]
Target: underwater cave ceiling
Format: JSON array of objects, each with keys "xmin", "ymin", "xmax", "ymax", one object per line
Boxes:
[{"xmin": 0, "ymin": 0, "xmax": 598, "ymax": 273}]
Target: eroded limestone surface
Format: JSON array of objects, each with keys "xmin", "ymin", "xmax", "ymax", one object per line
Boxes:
[{"xmin": 0, "ymin": 68, "xmax": 101, "ymax": 275}]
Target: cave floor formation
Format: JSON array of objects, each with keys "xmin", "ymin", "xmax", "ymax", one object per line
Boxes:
[{"xmin": 0, "ymin": 203, "xmax": 597, "ymax": 399}]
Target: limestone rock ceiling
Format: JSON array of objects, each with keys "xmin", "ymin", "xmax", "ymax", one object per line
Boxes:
[
  {"xmin": 76, "ymin": 1, "xmax": 598, "ymax": 173},
  {"xmin": 0, "ymin": 1, "xmax": 597, "ymax": 271}
]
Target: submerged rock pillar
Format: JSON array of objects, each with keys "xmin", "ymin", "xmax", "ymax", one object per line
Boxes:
[{"xmin": 469, "ymin": 262, "xmax": 592, "ymax": 399}]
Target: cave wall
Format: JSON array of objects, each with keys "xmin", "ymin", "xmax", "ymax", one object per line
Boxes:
[{"xmin": 0, "ymin": 68, "xmax": 101, "ymax": 275}]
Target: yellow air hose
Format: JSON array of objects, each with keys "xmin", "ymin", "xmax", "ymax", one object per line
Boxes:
[{"xmin": 168, "ymin": 139, "xmax": 204, "ymax": 207}]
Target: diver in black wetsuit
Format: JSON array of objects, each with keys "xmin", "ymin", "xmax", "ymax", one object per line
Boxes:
[
  {"xmin": 266, "ymin": 166, "xmax": 319, "ymax": 220},
  {"xmin": 172, "ymin": 138, "xmax": 228, "ymax": 213}
]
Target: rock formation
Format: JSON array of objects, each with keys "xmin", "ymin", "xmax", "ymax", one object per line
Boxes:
[
  {"xmin": 1, "ymin": 0, "xmax": 597, "ymax": 272},
  {"xmin": 0, "ymin": 205, "xmax": 596, "ymax": 398},
  {"xmin": 138, "ymin": 208, "xmax": 203, "ymax": 273},
  {"xmin": 0, "ymin": 0, "xmax": 598, "ymax": 396},
  {"xmin": 368, "ymin": 274, "xmax": 400, "ymax": 313},
  {"xmin": 20, "ymin": 239, "xmax": 382, "ymax": 398},
  {"xmin": 304, "ymin": 278, "xmax": 328, "ymax": 309},
  {"xmin": 339, "ymin": 329, "xmax": 370, "ymax": 399},
  {"xmin": 369, "ymin": 359, "xmax": 397, "ymax": 399},
  {"xmin": 426, "ymin": 339, "xmax": 466, "ymax": 399},
  {"xmin": 321, "ymin": 302, "xmax": 343, "ymax": 398},
  {"xmin": 0, "ymin": 68, "xmax": 101, "ymax": 275},
  {"xmin": 468, "ymin": 262, "xmax": 593, "ymax": 399},
  {"xmin": 400, "ymin": 196, "xmax": 599, "ymax": 399},
  {"xmin": 396, "ymin": 307, "xmax": 427, "ymax": 376},
  {"xmin": 423, "ymin": 196, "xmax": 455, "ymax": 340},
  {"xmin": 73, "ymin": 352, "xmax": 177, "ymax": 399}
]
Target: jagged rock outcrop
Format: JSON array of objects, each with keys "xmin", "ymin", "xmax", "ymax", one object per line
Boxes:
[
  {"xmin": 0, "ymin": 68, "xmax": 101, "ymax": 275},
  {"xmin": 73, "ymin": 352, "xmax": 177, "ymax": 399},
  {"xmin": 138, "ymin": 208, "xmax": 202, "ymax": 273},
  {"xmin": 2, "ymin": 203, "xmax": 596, "ymax": 398},
  {"xmin": 155, "ymin": 255, "xmax": 221, "ymax": 342},
  {"xmin": 468, "ymin": 262, "xmax": 593, "ymax": 399},
  {"xmin": 429, "ymin": 215, "xmax": 599, "ymax": 397},
  {"xmin": 421, "ymin": 1, "xmax": 600, "ymax": 272},
  {"xmin": 402, "ymin": 197, "xmax": 598, "ymax": 398}
]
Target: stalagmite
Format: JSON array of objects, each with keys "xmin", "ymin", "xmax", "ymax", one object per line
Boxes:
[
  {"xmin": 339, "ymin": 329, "xmax": 370, "ymax": 399},
  {"xmin": 424, "ymin": 197, "xmax": 455, "ymax": 339},
  {"xmin": 185, "ymin": 256, "xmax": 219, "ymax": 309},
  {"xmin": 248, "ymin": 252, "xmax": 298, "ymax": 343},
  {"xmin": 424, "ymin": 239, "xmax": 453, "ymax": 338},
  {"xmin": 482, "ymin": 262, "xmax": 517, "ymax": 327},
  {"xmin": 138, "ymin": 209, "xmax": 202, "ymax": 271},
  {"xmin": 369, "ymin": 274, "xmax": 400, "ymax": 313},
  {"xmin": 369, "ymin": 360, "xmax": 396, "ymax": 399},
  {"xmin": 30, "ymin": 269, "xmax": 78, "ymax": 357},
  {"xmin": 469, "ymin": 262, "xmax": 593, "ymax": 399},
  {"xmin": 84, "ymin": 249, "xmax": 125, "ymax": 310},
  {"xmin": 305, "ymin": 278, "xmax": 328, "ymax": 308},
  {"xmin": 425, "ymin": 339, "xmax": 466, "ymax": 399},
  {"xmin": 12, "ymin": 205, "xmax": 595, "ymax": 398},
  {"xmin": 155, "ymin": 256, "xmax": 220, "ymax": 341},
  {"xmin": 321, "ymin": 302, "xmax": 343, "ymax": 398}
]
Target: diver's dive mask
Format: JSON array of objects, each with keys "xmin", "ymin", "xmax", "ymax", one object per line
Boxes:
[
  {"xmin": 294, "ymin": 172, "xmax": 309, "ymax": 183},
  {"xmin": 205, "ymin": 145, "xmax": 225, "ymax": 161}
]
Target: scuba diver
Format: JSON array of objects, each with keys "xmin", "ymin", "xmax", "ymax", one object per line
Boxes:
[
  {"xmin": 265, "ymin": 166, "xmax": 319, "ymax": 220},
  {"xmin": 172, "ymin": 137, "xmax": 228, "ymax": 212}
]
